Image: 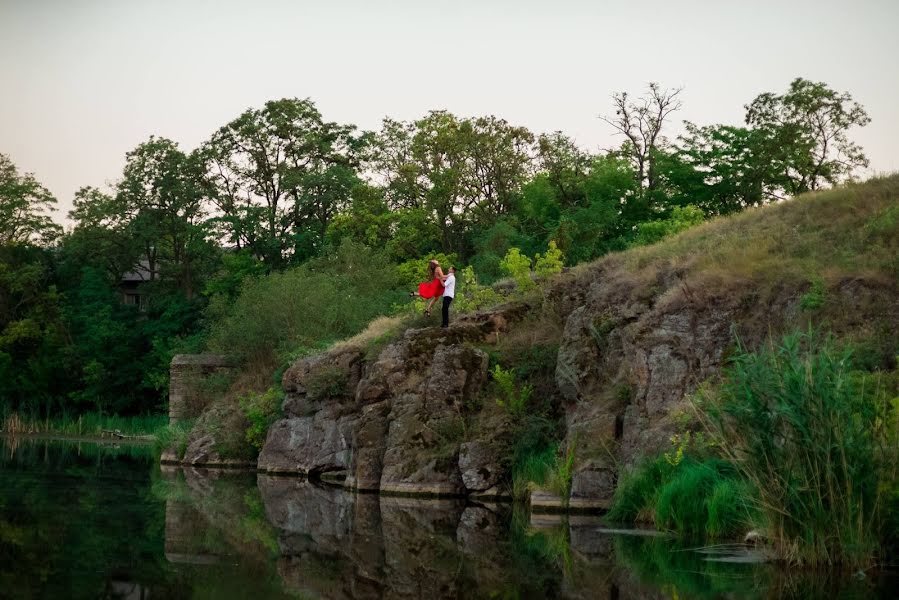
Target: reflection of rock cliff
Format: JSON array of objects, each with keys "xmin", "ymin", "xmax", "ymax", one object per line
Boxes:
[{"xmin": 256, "ymin": 474, "xmax": 619, "ymax": 599}]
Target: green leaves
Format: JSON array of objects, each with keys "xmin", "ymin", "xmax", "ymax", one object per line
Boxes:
[{"xmin": 0, "ymin": 153, "xmax": 61, "ymax": 246}]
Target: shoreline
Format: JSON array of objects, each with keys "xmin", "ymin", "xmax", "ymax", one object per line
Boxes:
[{"xmin": 0, "ymin": 432, "xmax": 154, "ymax": 445}]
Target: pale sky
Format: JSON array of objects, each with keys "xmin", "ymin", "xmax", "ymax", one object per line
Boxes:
[{"xmin": 2, "ymin": 0, "xmax": 897, "ymax": 225}]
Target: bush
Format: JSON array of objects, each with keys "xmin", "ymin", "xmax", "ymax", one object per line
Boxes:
[
  {"xmin": 452, "ymin": 266, "xmax": 503, "ymax": 314},
  {"xmin": 492, "ymin": 365, "xmax": 533, "ymax": 417},
  {"xmin": 695, "ymin": 330, "xmax": 898, "ymax": 567},
  {"xmin": 533, "ymin": 240, "xmax": 564, "ymax": 279},
  {"xmin": 632, "ymin": 205, "xmax": 705, "ymax": 247},
  {"xmin": 153, "ymin": 418, "xmax": 195, "ymax": 459},
  {"xmin": 500, "ymin": 247, "xmax": 535, "ymax": 293},
  {"xmin": 206, "ymin": 240, "xmax": 406, "ymax": 366},
  {"xmin": 239, "ymin": 387, "xmax": 283, "ymax": 451}
]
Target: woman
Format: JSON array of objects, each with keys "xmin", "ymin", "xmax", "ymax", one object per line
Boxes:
[{"xmin": 410, "ymin": 259, "xmax": 445, "ymax": 316}]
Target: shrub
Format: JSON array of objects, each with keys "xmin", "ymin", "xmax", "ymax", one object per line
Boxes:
[
  {"xmin": 206, "ymin": 240, "xmax": 406, "ymax": 366},
  {"xmin": 606, "ymin": 454, "xmax": 756, "ymax": 539},
  {"xmin": 239, "ymin": 387, "xmax": 283, "ymax": 451},
  {"xmin": 305, "ymin": 367, "xmax": 348, "ymax": 401},
  {"xmin": 452, "ymin": 266, "xmax": 503, "ymax": 314},
  {"xmin": 631, "ymin": 205, "xmax": 706, "ymax": 247},
  {"xmin": 153, "ymin": 418, "xmax": 195, "ymax": 459},
  {"xmin": 799, "ymin": 277, "xmax": 826, "ymax": 310},
  {"xmin": 695, "ymin": 330, "xmax": 898, "ymax": 567},
  {"xmin": 500, "ymin": 247, "xmax": 535, "ymax": 293},
  {"xmin": 492, "ymin": 365, "xmax": 533, "ymax": 417},
  {"xmin": 533, "ymin": 240, "xmax": 564, "ymax": 278}
]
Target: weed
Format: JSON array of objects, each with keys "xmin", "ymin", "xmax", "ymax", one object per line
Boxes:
[{"xmin": 799, "ymin": 277, "xmax": 826, "ymax": 310}]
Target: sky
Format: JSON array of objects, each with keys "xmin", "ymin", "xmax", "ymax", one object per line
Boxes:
[{"xmin": 2, "ymin": 0, "xmax": 898, "ymax": 225}]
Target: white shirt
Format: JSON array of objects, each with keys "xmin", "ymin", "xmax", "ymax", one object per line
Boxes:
[{"xmin": 442, "ymin": 274, "xmax": 456, "ymax": 298}]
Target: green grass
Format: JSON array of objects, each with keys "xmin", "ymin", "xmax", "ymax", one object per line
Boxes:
[
  {"xmin": 606, "ymin": 455, "xmax": 757, "ymax": 540},
  {"xmin": 1, "ymin": 410, "xmax": 167, "ymax": 438},
  {"xmin": 152, "ymin": 418, "xmax": 195, "ymax": 458}
]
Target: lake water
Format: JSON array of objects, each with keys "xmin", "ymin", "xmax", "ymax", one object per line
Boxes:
[{"xmin": 1, "ymin": 437, "xmax": 894, "ymax": 599}]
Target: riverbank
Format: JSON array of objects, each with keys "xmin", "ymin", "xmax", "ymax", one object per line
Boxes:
[{"xmin": 1, "ymin": 411, "xmax": 166, "ymax": 439}]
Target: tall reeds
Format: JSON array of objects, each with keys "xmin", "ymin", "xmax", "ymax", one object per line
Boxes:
[{"xmin": 695, "ymin": 330, "xmax": 897, "ymax": 568}]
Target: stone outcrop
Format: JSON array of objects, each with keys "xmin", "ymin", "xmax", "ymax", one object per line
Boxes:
[
  {"xmin": 257, "ymin": 305, "xmax": 524, "ymax": 497},
  {"xmin": 179, "ymin": 240, "xmax": 898, "ymax": 509}
]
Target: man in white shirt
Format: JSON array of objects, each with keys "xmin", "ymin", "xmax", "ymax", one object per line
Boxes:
[{"xmin": 441, "ymin": 267, "xmax": 456, "ymax": 328}]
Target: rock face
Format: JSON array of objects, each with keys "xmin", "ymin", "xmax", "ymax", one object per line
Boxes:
[
  {"xmin": 200, "ymin": 248, "xmax": 898, "ymax": 509},
  {"xmin": 257, "ymin": 306, "xmax": 523, "ymax": 496}
]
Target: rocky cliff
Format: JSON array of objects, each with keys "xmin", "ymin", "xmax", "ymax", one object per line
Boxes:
[{"xmin": 176, "ymin": 178, "xmax": 899, "ymax": 509}]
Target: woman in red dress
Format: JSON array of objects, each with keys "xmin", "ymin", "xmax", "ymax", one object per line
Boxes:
[{"xmin": 410, "ymin": 259, "xmax": 445, "ymax": 316}]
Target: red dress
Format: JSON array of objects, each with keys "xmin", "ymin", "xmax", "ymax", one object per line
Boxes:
[{"xmin": 418, "ymin": 277, "xmax": 445, "ymax": 299}]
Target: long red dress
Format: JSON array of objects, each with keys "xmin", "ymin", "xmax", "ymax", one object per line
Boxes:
[{"xmin": 418, "ymin": 277, "xmax": 445, "ymax": 299}]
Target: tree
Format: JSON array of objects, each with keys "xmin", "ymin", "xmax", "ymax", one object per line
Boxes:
[
  {"xmin": 201, "ymin": 98, "xmax": 366, "ymax": 267},
  {"xmin": 672, "ymin": 124, "xmax": 771, "ymax": 214},
  {"xmin": 372, "ymin": 111, "xmax": 535, "ymax": 255},
  {"xmin": 0, "ymin": 154, "xmax": 61, "ymax": 245},
  {"xmin": 535, "ymin": 132, "xmax": 591, "ymax": 208},
  {"xmin": 600, "ymin": 83, "xmax": 683, "ymax": 192},
  {"xmin": 117, "ymin": 137, "xmax": 213, "ymax": 299},
  {"xmin": 745, "ymin": 78, "xmax": 870, "ymax": 196}
]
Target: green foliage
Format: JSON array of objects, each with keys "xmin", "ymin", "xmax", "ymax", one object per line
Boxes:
[
  {"xmin": 0, "ymin": 153, "xmax": 62, "ymax": 245},
  {"xmin": 533, "ymin": 240, "xmax": 564, "ymax": 278},
  {"xmin": 632, "ymin": 205, "xmax": 706, "ymax": 247},
  {"xmin": 206, "ymin": 240, "xmax": 405, "ymax": 366},
  {"xmin": 153, "ymin": 418, "xmax": 195, "ymax": 459},
  {"xmin": 451, "ymin": 266, "xmax": 503, "ymax": 314},
  {"xmin": 305, "ymin": 367, "xmax": 348, "ymax": 401},
  {"xmin": 606, "ymin": 454, "xmax": 756, "ymax": 540},
  {"xmin": 695, "ymin": 330, "xmax": 898, "ymax": 567},
  {"xmin": 239, "ymin": 387, "xmax": 283, "ymax": 451},
  {"xmin": 499, "ymin": 247, "xmax": 534, "ymax": 293},
  {"xmin": 799, "ymin": 277, "xmax": 826, "ymax": 310},
  {"xmin": 512, "ymin": 443, "xmax": 557, "ymax": 500},
  {"xmin": 492, "ymin": 365, "xmax": 533, "ymax": 417}
]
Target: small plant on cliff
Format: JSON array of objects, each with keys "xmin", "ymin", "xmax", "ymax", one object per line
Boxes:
[
  {"xmin": 153, "ymin": 418, "xmax": 195, "ymax": 460},
  {"xmin": 452, "ymin": 266, "xmax": 503, "ymax": 314},
  {"xmin": 306, "ymin": 366, "xmax": 348, "ymax": 401},
  {"xmin": 492, "ymin": 365, "xmax": 533, "ymax": 417},
  {"xmin": 240, "ymin": 387, "xmax": 283, "ymax": 451}
]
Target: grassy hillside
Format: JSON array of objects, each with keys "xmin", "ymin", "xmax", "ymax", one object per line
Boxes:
[{"xmin": 570, "ymin": 174, "xmax": 898, "ymax": 366}]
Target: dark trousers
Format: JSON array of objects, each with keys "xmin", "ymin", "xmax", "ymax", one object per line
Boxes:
[{"xmin": 441, "ymin": 296, "xmax": 453, "ymax": 328}]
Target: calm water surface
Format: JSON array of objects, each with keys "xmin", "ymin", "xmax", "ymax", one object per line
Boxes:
[{"xmin": 0, "ymin": 437, "xmax": 893, "ymax": 599}]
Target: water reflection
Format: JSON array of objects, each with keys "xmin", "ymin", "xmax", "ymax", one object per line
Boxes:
[{"xmin": 2, "ymin": 437, "xmax": 895, "ymax": 599}]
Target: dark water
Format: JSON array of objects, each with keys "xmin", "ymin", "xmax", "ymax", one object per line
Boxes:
[{"xmin": 0, "ymin": 437, "xmax": 894, "ymax": 599}]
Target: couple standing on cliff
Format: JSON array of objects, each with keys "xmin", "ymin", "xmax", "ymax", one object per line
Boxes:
[{"xmin": 411, "ymin": 260, "xmax": 456, "ymax": 328}]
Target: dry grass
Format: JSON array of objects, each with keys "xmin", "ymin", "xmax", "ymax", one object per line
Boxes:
[
  {"xmin": 329, "ymin": 315, "xmax": 408, "ymax": 352},
  {"xmin": 616, "ymin": 175, "xmax": 899, "ymax": 293}
]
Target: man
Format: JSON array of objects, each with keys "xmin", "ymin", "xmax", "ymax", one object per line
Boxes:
[{"xmin": 441, "ymin": 266, "xmax": 456, "ymax": 328}]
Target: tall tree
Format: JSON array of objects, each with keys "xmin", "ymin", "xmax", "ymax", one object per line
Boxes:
[
  {"xmin": 201, "ymin": 98, "xmax": 366, "ymax": 267},
  {"xmin": 373, "ymin": 111, "xmax": 534, "ymax": 254},
  {"xmin": 116, "ymin": 137, "xmax": 212, "ymax": 299},
  {"xmin": 600, "ymin": 83, "xmax": 683, "ymax": 191},
  {"xmin": 745, "ymin": 78, "xmax": 870, "ymax": 196},
  {"xmin": 0, "ymin": 154, "xmax": 61, "ymax": 245}
]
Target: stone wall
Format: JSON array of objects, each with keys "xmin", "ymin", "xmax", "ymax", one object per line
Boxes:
[{"xmin": 168, "ymin": 354, "xmax": 233, "ymax": 423}]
